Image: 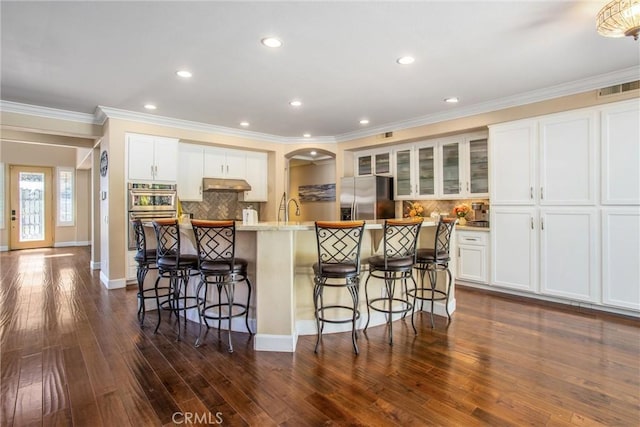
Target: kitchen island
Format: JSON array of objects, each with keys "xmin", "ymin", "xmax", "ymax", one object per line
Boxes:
[{"xmin": 144, "ymin": 220, "xmax": 457, "ymax": 352}]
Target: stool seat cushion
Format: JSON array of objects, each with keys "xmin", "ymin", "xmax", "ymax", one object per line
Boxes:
[
  {"xmin": 368, "ymin": 255, "xmax": 414, "ymax": 271},
  {"xmin": 135, "ymin": 249, "xmax": 157, "ymax": 264},
  {"xmin": 416, "ymin": 248, "xmax": 450, "ymax": 263},
  {"xmin": 313, "ymin": 262, "xmax": 358, "ymax": 278},
  {"xmin": 199, "ymin": 258, "xmax": 248, "ymax": 275},
  {"xmin": 157, "ymin": 254, "xmax": 199, "ymax": 270}
]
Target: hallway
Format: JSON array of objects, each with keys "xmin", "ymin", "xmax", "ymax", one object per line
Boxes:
[{"xmin": 1, "ymin": 247, "xmax": 638, "ymax": 426}]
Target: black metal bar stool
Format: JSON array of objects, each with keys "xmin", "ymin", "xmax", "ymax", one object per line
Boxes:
[
  {"xmin": 410, "ymin": 217, "xmax": 457, "ymax": 328},
  {"xmin": 131, "ymin": 219, "xmax": 166, "ymax": 326},
  {"xmin": 312, "ymin": 220, "xmax": 366, "ymax": 354},
  {"xmin": 363, "ymin": 217, "xmax": 423, "ymax": 345},
  {"xmin": 152, "ymin": 218, "xmax": 199, "ymax": 340},
  {"xmin": 190, "ymin": 220, "xmax": 253, "ymax": 353}
]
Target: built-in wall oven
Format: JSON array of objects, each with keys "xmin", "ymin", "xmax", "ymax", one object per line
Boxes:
[{"xmin": 127, "ymin": 183, "xmax": 177, "ymax": 250}]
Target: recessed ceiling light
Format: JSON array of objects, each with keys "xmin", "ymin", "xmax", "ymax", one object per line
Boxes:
[
  {"xmin": 396, "ymin": 56, "xmax": 415, "ymax": 65},
  {"xmin": 144, "ymin": 104, "xmax": 157, "ymax": 110},
  {"xmin": 261, "ymin": 37, "xmax": 283, "ymax": 48},
  {"xmin": 290, "ymin": 100, "xmax": 302, "ymax": 107},
  {"xmin": 359, "ymin": 119, "xmax": 370, "ymax": 125},
  {"xmin": 444, "ymin": 97, "xmax": 459, "ymax": 103},
  {"xmin": 310, "ymin": 151, "xmax": 317, "ymax": 156},
  {"xmin": 303, "ymin": 133, "xmax": 311, "ymax": 138},
  {"xmin": 240, "ymin": 121, "xmax": 250, "ymax": 127},
  {"xmin": 176, "ymin": 70, "xmax": 192, "ymax": 78}
]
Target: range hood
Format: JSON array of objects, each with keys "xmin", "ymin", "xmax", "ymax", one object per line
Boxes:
[{"xmin": 202, "ymin": 177, "xmax": 251, "ymax": 192}]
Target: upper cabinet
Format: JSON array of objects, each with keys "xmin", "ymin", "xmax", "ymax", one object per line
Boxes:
[
  {"xmin": 391, "ymin": 131, "xmax": 488, "ymax": 200},
  {"xmin": 177, "ymin": 144, "xmax": 205, "ymax": 201},
  {"xmin": 355, "ymin": 149, "xmax": 392, "ymax": 176},
  {"xmin": 127, "ymin": 133, "xmax": 179, "ymax": 182},
  {"xmin": 204, "ymin": 147, "xmax": 246, "ymax": 179},
  {"xmin": 600, "ymin": 100, "xmax": 640, "ymax": 205}
]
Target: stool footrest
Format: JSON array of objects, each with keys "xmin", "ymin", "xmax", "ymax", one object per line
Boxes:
[
  {"xmin": 315, "ymin": 304, "xmax": 360, "ymax": 324},
  {"xmin": 408, "ymin": 288, "xmax": 448, "ymax": 301},
  {"xmin": 367, "ymin": 297, "xmax": 413, "ymax": 315},
  {"xmin": 199, "ymin": 302, "xmax": 249, "ymax": 321}
]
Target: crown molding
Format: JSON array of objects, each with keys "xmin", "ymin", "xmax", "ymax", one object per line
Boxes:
[
  {"xmin": 96, "ymin": 106, "xmax": 337, "ymax": 144},
  {"xmin": 0, "ymin": 100, "xmax": 99, "ymax": 124},
  {"xmin": 334, "ymin": 66, "xmax": 640, "ymax": 142}
]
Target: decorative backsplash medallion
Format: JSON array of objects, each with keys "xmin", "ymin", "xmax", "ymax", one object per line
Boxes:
[{"xmin": 181, "ymin": 191, "xmax": 259, "ymax": 220}]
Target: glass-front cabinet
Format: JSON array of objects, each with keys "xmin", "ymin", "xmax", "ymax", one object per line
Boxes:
[
  {"xmin": 417, "ymin": 143, "xmax": 436, "ymax": 197},
  {"xmin": 356, "ymin": 150, "xmax": 392, "ymax": 176},
  {"xmin": 394, "ymin": 148, "xmax": 413, "ymax": 198},
  {"xmin": 468, "ymin": 137, "xmax": 489, "ymax": 195},
  {"xmin": 440, "ymin": 139, "xmax": 462, "ymax": 196}
]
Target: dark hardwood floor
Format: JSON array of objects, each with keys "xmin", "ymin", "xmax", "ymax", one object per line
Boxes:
[{"xmin": 1, "ymin": 247, "xmax": 638, "ymax": 426}]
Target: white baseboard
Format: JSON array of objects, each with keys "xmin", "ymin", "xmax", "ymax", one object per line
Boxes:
[
  {"xmin": 53, "ymin": 241, "xmax": 91, "ymax": 248},
  {"xmin": 100, "ymin": 271, "xmax": 126, "ymax": 289},
  {"xmin": 90, "ymin": 261, "xmax": 101, "ymax": 270},
  {"xmin": 254, "ymin": 333, "xmax": 298, "ymax": 352},
  {"xmin": 0, "ymin": 246, "xmax": 8, "ymax": 252}
]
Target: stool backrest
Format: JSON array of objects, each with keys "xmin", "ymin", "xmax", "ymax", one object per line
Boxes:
[
  {"xmin": 433, "ymin": 217, "xmax": 457, "ymax": 256},
  {"xmin": 315, "ymin": 221, "xmax": 366, "ymax": 275},
  {"xmin": 382, "ymin": 218, "xmax": 423, "ymax": 266},
  {"xmin": 131, "ymin": 219, "xmax": 151, "ymax": 262},
  {"xmin": 190, "ymin": 220, "xmax": 236, "ymax": 266},
  {"xmin": 152, "ymin": 218, "xmax": 182, "ymax": 261}
]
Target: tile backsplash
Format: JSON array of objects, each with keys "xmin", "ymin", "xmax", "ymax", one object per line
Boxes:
[
  {"xmin": 397, "ymin": 199, "xmax": 489, "ymax": 220},
  {"xmin": 181, "ymin": 191, "xmax": 261, "ymax": 220}
]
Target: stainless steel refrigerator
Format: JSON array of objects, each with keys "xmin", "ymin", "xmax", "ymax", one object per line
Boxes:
[{"xmin": 340, "ymin": 176, "xmax": 395, "ymax": 220}]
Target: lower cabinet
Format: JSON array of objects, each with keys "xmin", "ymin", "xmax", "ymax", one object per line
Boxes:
[{"xmin": 457, "ymin": 229, "xmax": 489, "ymax": 284}]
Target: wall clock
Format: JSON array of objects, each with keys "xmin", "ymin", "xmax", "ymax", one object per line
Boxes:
[{"xmin": 100, "ymin": 150, "xmax": 108, "ymax": 177}]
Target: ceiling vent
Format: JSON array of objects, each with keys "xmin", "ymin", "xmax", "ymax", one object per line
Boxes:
[{"xmin": 597, "ymin": 80, "xmax": 640, "ymax": 98}]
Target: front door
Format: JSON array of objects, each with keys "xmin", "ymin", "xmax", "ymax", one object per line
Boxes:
[{"xmin": 9, "ymin": 165, "xmax": 54, "ymax": 249}]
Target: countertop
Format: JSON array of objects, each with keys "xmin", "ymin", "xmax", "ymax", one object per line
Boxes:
[
  {"xmin": 456, "ymin": 225, "xmax": 491, "ymax": 232},
  {"xmin": 179, "ymin": 219, "xmax": 438, "ymax": 232}
]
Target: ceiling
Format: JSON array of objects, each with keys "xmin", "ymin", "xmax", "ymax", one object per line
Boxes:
[{"xmin": 1, "ymin": 1, "xmax": 639, "ymax": 141}]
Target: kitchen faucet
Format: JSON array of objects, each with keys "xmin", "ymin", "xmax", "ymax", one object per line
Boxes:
[{"xmin": 278, "ymin": 192, "xmax": 301, "ymax": 222}]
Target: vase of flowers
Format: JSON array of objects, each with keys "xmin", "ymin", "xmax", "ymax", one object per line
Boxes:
[
  {"xmin": 404, "ymin": 201, "xmax": 424, "ymax": 218},
  {"xmin": 453, "ymin": 203, "xmax": 470, "ymax": 225}
]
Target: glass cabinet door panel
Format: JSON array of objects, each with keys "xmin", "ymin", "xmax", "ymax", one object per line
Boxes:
[
  {"xmin": 417, "ymin": 146, "xmax": 435, "ymax": 196},
  {"xmin": 358, "ymin": 155, "xmax": 372, "ymax": 175},
  {"xmin": 442, "ymin": 142, "xmax": 461, "ymax": 195},
  {"xmin": 374, "ymin": 152, "xmax": 390, "ymax": 175},
  {"xmin": 469, "ymin": 138, "xmax": 489, "ymax": 194},
  {"xmin": 395, "ymin": 149, "xmax": 412, "ymax": 197}
]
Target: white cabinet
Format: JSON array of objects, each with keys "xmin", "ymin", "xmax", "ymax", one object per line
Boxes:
[
  {"xmin": 394, "ymin": 146, "xmax": 414, "ymax": 199},
  {"xmin": 242, "ymin": 151, "xmax": 268, "ymax": 202},
  {"xmin": 177, "ymin": 143, "xmax": 205, "ymax": 201},
  {"xmin": 127, "ymin": 134, "xmax": 178, "ymax": 182},
  {"xmin": 600, "ymin": 100, "xmax": 640, "ymax": 205},
  {"xmin": 204, "ymin": 147, "xmax": 246, "ymax": 179},
  {"xmin": 356, "ymin": 150, "xmax": 391, "ymax": 176},
  {"xmin": 490, "ymin": 207, "xmax": 537, "ymax": 292},
  {"xmin": 601, "ymin": 208, "xmax": 640, "ymax": 311},
  {"xmin": 539, "ymin": 208, "xmax": 598, "ymax": 302},
  {"xmin": 457, "ymin": 230, "xmax": 489, "ymax": 284}
]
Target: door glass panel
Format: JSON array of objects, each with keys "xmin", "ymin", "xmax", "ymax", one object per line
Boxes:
[
  {"xmin": 358, "ymin": 156, "xmax": 372, "ymax": 175},
  {"xmin": 19, "ymin": 172, "xmax": 45, "ymax": 242},
  {"xmin": 469, "ymin": 138, "xmax": 489, "ymax": 193},
  {"xmin": 418, "ymin": 146, "xmax": 435, "ymax": 195},
  {"xmin": 395, "ymin": 150, "xmax": 412, "ymax": 196},
  {"xmin": 442, "ymin": 143, "xmax": 460, "ymax": 195},
  {"xmin": 374, "ymin": 153, "xmax": 390, "ymax": 174}
]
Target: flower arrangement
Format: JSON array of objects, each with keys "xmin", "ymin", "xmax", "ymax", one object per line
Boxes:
[
  {"xmin": 404, "ymin": 201, "xmax": 425, "ymax": 218},
  {"xmin": 453, "ymin": 203, "xmax": 470, "ymax": 219}
]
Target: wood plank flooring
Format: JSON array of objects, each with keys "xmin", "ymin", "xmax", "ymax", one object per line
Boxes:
[{"xmin": 1, "ymin": 247, "xmax": 638, "ymax": 426}]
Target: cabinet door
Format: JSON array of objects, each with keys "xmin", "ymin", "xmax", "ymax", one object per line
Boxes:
[
  {"xmin": 394, "ymin": 148, "xmax": 413, "ymax": 199},
  {"xmin": 203, "ymin": 147, "xmax": 226, "ymax": 178},
  {"xmin": 225, "ymin": 149, "xmax": 246, "ymax": 179},
  {"xmin": 127, "ymin": 134, "xmax": 155, "ymax": 181},
  {"xmin": 539, "ymin": 111, "xmax": 597, "ymax": 205},
  {"xmin": 440, "ymin": 140, "xmax": 462, "ymax": 197},
  {"xmin": 468, "ymin": 138, "xmax": 489, "ymax": 196},
  {"xmin": 601, "ymin": 100, "xmax": 640, "ymax": 205},
  {"xmin": 490, "ymin": 207, "xmax": 537, "ymax": 292},
  {"xmin": 152, "ymin": 137, "xmax": 178, "ymax": 182},
  {"xmin": 489, "ymin": 121, "xmax": 536, "ymax": 205},
  {"xmin": 243, "ymin": 152, "xmax": 268, "ymax": 202},
  {"xmin": 416, "ymin": 144, "xmax": 436, "ymax": 197},
  {"xmin": 539, "ymin": 208, "xmax": 598, "ymax": 302},
  {"xmin": 458, "ymin": 245, "xmax": 487, "ymax": 283},
  {"xmin": 177, "ymin": 144, "xmax": 204, "ymax": 201},
  {"xmin": 374, "ymin": 152, "xmax": 391, "ymax": 175},
  {"xmin": 602, "ymin": 208, "xmax": 640, "ymax": 310},
  {"xmin": 357, "ymin": 154, "xmax": 373, "ymax": 176}
]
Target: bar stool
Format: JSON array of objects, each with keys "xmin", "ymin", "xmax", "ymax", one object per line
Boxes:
[
  {"xmin": 312, "ymin": 220, "xmax": 366, "ymax": 354},
  {"xmin": 190, "ymin": 220, "xmax": 252, "ymax": 353},
  {"xmin": 152, "ymin": 218, "xmax": 199, "ymax": 340},
  {"xmin": 131, "ymin": 219, "xmax": 165, "ymax": 326},
  {"xmin": 410, "ymin": 217, "xmax": 457, "ymax": 328},
  {"xmin": 363, "ymin": 217, "xmax": 423, "ymax": 345}
]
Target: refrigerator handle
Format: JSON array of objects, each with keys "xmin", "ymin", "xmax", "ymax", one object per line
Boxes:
[{"xmin": 352, "ymin": 202, "xmax": 356, "ymax": 220}]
